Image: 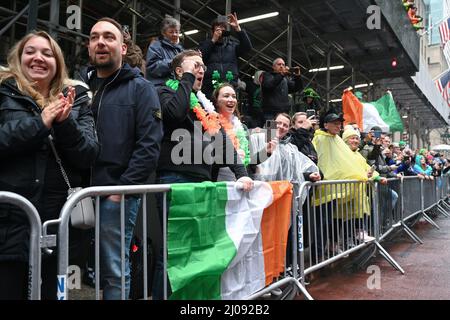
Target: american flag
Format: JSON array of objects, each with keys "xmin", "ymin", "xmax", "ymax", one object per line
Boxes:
[
  {"xmin": 439, "ymin": 17, "xmax": 450, "ymax": 45},
  {"xmin": 435, "ymin": 69, "xmax": 450, "ymax": 107},
  {"xmin": 444, "ymin": 42, "xmax": 450, "ymax": 66}
]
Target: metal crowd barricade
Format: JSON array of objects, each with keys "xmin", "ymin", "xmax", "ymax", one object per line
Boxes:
[
  {"xmin": 377, "ymin": 178, "xmax": 402, "ymax": 241},
  {"xmin": 434, "ymin": 176, "xmax": 450, "ymax": 218},
  {"xmin": 44, "ymin": 184, "xmax": 170, "ymax": 300},
  {"xmin": 294, "ymin": 180, "xmax": 404, "ymax": 293},
  {"xmin": 49, "ymin": 182, "xmax": 304, "ymax": 301},
  {"xmin": 0, "ymin": 191, "xmax": 42, "ymax": 300}
]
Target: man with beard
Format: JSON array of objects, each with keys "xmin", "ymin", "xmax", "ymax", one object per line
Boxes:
[{"xmin": 83, "ymin": 17, "xmax": 163, "ymax": 299}]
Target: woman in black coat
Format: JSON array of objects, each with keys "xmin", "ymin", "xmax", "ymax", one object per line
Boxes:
[{"xmin": 0, "ymin": 31, "xmax": 99, "ymax": 299}]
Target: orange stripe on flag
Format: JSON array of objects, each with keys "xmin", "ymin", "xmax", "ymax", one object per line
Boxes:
[
  {"xmin": 342, "ymin": 90, "xmax": 363, "ymax": 130},
  {"xmin": 260, "ymin": 181, "xmax": 293, "ymax": 286}
]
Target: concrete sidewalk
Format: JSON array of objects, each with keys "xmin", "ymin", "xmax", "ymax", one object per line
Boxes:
[{"xmin": 300, "ymin": 213, "xmax": 450, "ymax": 300}]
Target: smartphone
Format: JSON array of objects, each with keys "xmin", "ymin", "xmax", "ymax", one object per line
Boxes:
[
  {"xmin": 373, "ymin": 131, "xmax": 381, "ymax": 138},
  {"xmin": 265, "ymin": 120, "xmax": 277, "ymax": 143},
  {"xmin": 217, "ymin": 15, "xmax": 228, "ymax": 24},
  {"xmin": 306, "ymin": 109, "xmax": 316, "ymax": 119}
]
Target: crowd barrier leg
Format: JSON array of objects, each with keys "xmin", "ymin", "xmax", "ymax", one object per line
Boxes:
[
  {"xmin": 436, "ymin": 205, "xmax": 450, "ymax": 218},
  {"xmin": 400, "ymin": 221, "xmax": 423, "ymax": 244},
  {"xmin": 438, "ymin": 201, "xmax": 450, "ymax": 214},
  {"xmin": 372, "ymin": 183, "xmax": 405, "ymax": 274}
]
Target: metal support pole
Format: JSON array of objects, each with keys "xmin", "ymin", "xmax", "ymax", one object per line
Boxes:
[
  {"xmin": 326, "ymin": 49, "xmax": 331, "ymax": 110},
  {"xmin": 27, "ymin": 0, "xmax": 39, "ymax": 32},
  {"xmin": 49, "ymin": 0, "xmax": 59, "ymax": 39},
  {"xmin": 287, "ymin": 14, "xmax": 293, "ymax": 68},
  {"xmin": 132, "ymin": 0, "xmax": 137, "ymax": 44},
  {"xmin": 174, "ymin": 0, "xmax": 180, "ymax": 21},
  {"xmin": 10, "ymin": 0, "xmax": 17, "ymax": 46},
  {"xmin": 225, "ymin": 0, "xmax": 231, "ymax": 31}
]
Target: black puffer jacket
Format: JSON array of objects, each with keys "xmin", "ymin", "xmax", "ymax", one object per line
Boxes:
[
  {"xmin": 199, "ymin": 30, "xmax": 252, "ymax": 98},
  {"xmin": 0, "ymin": 79, "xmax": 99, "ymax": 262}
]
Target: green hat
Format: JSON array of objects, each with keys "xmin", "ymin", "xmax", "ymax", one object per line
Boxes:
[
  {"xmin": 302, "ymin": 87, "xmax": 320, "ymax": 100},
  {"xmin": 399, "ymin": 140, "xmax": 406, "ymax": 147},
  {"xmin": 354, "ymin": 91, "xmax": 364, "ymax": 100}
]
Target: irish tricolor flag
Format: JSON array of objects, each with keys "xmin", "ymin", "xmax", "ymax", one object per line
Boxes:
[
  {"xmin": 167, "ymin": 181, "xmax": 292, "ymax": 300},
  {"xmin": 342, "ymin": 89, "xmax": 404, "ymax": 132}
]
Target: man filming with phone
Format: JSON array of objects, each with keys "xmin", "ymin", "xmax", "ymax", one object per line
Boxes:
[
  {"xmin": 199, "ymin": 12, "xmax": 253, "ymax": 99},
  {"xmin": 261, "ymin": 57, "xmax": 303, "ymax": 121},
  {"xmin": 360, "ymin": 126, "xmax": 398, "ymax": 177}
]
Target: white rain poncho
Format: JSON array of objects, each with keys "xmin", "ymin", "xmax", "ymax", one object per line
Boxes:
[{"xmin": 250, "ymin": 133, "xmax": 319, "ymax": 204}]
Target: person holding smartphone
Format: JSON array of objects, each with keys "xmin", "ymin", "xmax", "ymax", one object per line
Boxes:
[{"xmin": 199, "ymin": 12, "xmax": 252, "ymax": 99}]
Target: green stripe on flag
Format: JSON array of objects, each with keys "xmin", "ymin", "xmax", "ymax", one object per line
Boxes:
[
  {"xmin": 167, "ymin": 181, "xmax": 237, "ymax": 300},
  {"xmin": 371, "ymin": 93, "xmax": 404, "ymax": 132}
]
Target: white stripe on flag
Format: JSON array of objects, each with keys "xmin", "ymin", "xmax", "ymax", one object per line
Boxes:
[
  {"xmin": 221, "ymin": 181, "xmax": 273, "ymax": 300},
  {"xmin": 444, "ymin": 42, "xmax": 450, "ymax": 66}
]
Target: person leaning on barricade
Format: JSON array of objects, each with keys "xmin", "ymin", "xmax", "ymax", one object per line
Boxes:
[
  {"xmin": 343, "ymin": 127, "xmax": 389, "ymax": 241},
  {"xmin": 0, "ymin": 31, "xmax": 99, "ymax": 299},
  {"xmin": 250, "ymin": 112, "xmax": 320, "ymax": 273},
  {"xmin": 83, "ymin": 17, "xmax": 163, "ymax": 300},
  {"xmin": 413, "ymin": 155, "xmax": 434, "ymax": 180},
  {"xmin": 312, "ymin": 112, "xmax": 382, "ymax": 251},
  {"xmin": 153, "ymin": 49, "xmax": 254, "ymax": 299}
]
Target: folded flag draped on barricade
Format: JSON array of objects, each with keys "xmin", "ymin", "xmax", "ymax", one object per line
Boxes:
[
  {"xmin": 167, "ymin": 180, "xmax": 292, "ymax": 300},
  {"xmin": 342, "ymin": 89, "xmax": 404, "ymax": 132}
]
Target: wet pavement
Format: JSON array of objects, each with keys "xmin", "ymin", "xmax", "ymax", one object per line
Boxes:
[{"xmin": 300, "ymin": 212, "xmax": 450, "ymax": 300}]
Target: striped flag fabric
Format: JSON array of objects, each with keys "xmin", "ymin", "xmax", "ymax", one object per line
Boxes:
[
  {"xmin": 444, "ymin": 42, "xmax": 450, "ymax": 66},
  {"xmin": 342, "ymin": 89, "xmax": 404, "ymax": 132},
  {"xmin": 167, "ymin": 180, "xmax": 292, "ymax": 300},
  {"xmin": 435, "ymin": 69, "xmax": 450, "ymax": 107},
  {"xmin": 439, "ymin": 17, "xmax": 450, "ymax": 45}
]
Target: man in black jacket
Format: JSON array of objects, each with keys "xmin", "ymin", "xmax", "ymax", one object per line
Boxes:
[
  {"xmin": 153, "ymin": 49, "xmax": 253, "ymax": 299},
  {"xmin": 199, "ymin": 13, "xmax": 252, "ymax": 99},
  {"xmin": 86, "ymin": 17, "xmax": 163, "ymax": 300},
  {"xmin": 261, "ymin": 57, "xmax": 303, "ymax": 120}
]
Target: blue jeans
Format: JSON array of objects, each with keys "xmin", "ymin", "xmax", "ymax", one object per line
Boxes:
[
  {"xmin": 152, "ymin": 171, "xmax": 204, "ymax": 300},
  {"xmin": 100, "ymin": 196, "xmax": 140, "ymax": 300}
]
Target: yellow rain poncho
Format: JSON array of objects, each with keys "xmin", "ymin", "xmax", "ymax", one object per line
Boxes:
[{"xmin": 312, "ymin": 129, "xmax": 374, "ymax": 220}]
